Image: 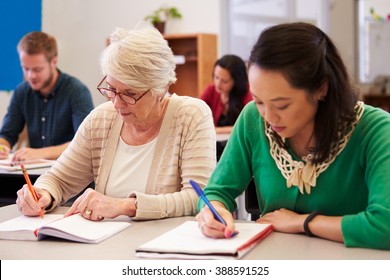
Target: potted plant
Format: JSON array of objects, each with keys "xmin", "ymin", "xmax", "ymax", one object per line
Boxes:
[{"xmin": 144, "ymin": 6, "xmax": 182, "ymax": 34}]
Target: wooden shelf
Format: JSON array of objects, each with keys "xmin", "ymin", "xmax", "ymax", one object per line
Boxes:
[
  {"xmin": 164, "ymin": 33, "xmax": 217, "ymax": 98},
  {"xmin": 363, "ymin": 95, "xmax": 390, "ymax": 112}
]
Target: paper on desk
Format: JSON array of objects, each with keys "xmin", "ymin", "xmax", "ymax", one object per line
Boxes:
[
  {"xmin": 135, "ymin": 221, "xmax": 273, "ymax": 259},
  {"xmin": 0, "ymin": 154, "xmax": 55, "ymax": 171},
  {"xmin": 0, "ymin": 214, "xmax": 63, "ymax": 240}
]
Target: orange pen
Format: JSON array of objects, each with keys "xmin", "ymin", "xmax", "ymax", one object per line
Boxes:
[{"xmin": 21, "ymin": 164, "xmax": 44, "ymax": 218}]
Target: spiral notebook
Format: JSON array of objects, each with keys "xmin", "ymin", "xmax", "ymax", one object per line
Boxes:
[{"xmin": 135, "ymin": 221, "xmax": 273, "ymax": 259}]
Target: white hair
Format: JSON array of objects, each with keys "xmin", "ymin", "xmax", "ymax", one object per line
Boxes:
[{"xmin": 100, "ymin": 22, "xmax": 177, "ymax": 94}]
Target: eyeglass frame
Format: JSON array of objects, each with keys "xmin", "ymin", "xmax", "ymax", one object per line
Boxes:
[{"xmin": 96, "ymin": 75, "xmax": 149, "ymax": 105}]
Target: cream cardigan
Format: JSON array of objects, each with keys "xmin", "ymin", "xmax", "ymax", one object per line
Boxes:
[{"xmin": 35, "ymin": 94, "xmax": 216, "ymax": 220}]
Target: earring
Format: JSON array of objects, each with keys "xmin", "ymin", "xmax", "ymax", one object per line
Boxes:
[{"xmin": 319, "ymin": 96, "xmax": 325, "ymax": 101}]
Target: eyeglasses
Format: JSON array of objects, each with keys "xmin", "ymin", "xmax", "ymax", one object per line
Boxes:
[{"xmin": 97, "ymin": 76, "xmax": 149, "ymax": 105}]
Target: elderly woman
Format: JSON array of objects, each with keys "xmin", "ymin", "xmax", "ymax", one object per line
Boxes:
[{"xmin": 16, "ymin": 23, "xmax": 216, "ymax": 220}]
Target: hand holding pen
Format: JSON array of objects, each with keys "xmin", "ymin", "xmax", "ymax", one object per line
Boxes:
[
  {"xmin": 190, "ymin": 180, "xmax": 238, "ymax": 239},
  {"xmin": 19, "ymin": 165, "xmax": 45, "ymax": 218}
]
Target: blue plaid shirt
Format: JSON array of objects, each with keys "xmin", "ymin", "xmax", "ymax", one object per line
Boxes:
[{"xmin": 0, "ymin": 70, "xmax": 94, "ymax": 148}]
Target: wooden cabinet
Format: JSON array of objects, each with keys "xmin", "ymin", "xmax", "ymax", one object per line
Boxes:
[
  {"xmin": 363, "ymin": 95, "xmax": 390, "ymax": 112},
  {"xmin": 164, "ymin": 33, "xmax": 217, "ymax": 98}
]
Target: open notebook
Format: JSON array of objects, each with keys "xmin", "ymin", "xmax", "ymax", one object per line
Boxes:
[
  {"xmin": 135, "ymin": 221, "xmax": 273, "ymax": 259},
  {"xmin": 0, "ymin": 157, "xmax": 55, "ymax": 171},
  {"xmin": 0, "ymin": 214, "xmax": 131, "ymax": 244}
]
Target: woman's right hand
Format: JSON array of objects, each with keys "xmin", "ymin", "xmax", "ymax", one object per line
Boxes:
[
  {"xmin": 16, "ymin": 185, "xmax": 52, "ymax": 216},
  {"xmin": 195, "ymin": 200, "xmax": 236, "ymax": 238}
]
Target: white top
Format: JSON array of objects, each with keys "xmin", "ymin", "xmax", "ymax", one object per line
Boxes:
[
  {"xmin": 35, "ymin": 94, "xmax": 216, "ymax": 220},
  {"xmin": 105, "ymin": 137, "xmax": 157, "ymax": 198}
]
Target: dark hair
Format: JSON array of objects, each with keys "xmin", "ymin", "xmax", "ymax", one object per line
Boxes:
[
  {"xmin": 249, "ymin": 22, "xmax": 358, "ymax": 164},
  {"xmin": 17, "ymin": 31, "xmax": 58, "ymax": 62},
  {"xmin": 214, "ymin": 54, "xmax": 249, "ymax": 125}
]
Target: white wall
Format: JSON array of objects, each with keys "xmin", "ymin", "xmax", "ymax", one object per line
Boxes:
[
  {"xmin": 228, "ymin": 0, "xmax": 331, "ymax": 62},
  {"xmin": 329, "ymin": 0, "xmax": 357, "ymax": 82},
  {"xmin": 0, "ymin": 91, "xmax": 12, "ymax": 122},
  {"xmin": 42, "ymin": 0, "xmax": 223, "ymax": 106},
  {"xmin": 41, "ymin": 0, "xmax": 359, "ymax": 106},
  {"xmin": 1, "ymin": 0, "xmax": 358, "ymax": 123}
]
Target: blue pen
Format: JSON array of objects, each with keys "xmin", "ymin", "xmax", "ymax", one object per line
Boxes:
[
  {"xmin": 190, "ymin": 179, "xmax": 226, "ymax": 225},
  {"xmin": 189, "ymin": 180, "xmax": 238, "ymax": 237}
]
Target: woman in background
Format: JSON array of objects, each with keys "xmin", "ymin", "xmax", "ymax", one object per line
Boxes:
[{"xmin": 200, "ymin": 54, "xmax": 252, "ymax": 135}]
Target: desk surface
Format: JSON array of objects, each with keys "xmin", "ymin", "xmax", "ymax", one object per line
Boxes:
[
  {"xmin": 0, "ymin": 167, "xmax": 49, "ymax": 177},
  {"xmin": 0, "ymin": 204, "xmax": 389, "ymax": 260}
]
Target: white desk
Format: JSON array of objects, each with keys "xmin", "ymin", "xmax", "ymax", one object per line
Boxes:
[
  {"xmin": 1, "ymin": 204, "xmax": 389, "ymax": 260},
  {"xmin": 0, "ymin": 167, "xmax": 50, "ymax": 176}
]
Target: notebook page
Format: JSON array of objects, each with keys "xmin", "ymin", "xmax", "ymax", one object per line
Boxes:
[
  {"xmin": 0, "ymin": 155, "xmax": 55, "ymax": 171},
  {"xmin": 0, "ymin": 214, "xmax": 63, "ymax": 231},
  {"xmin": 0, "ymin": 214, "xmax": 63, "ymax": 241},
  {"xmin": 39, "ymin": 214, "xmax": 131, "ymax": 243},
  {"xmin": 136, "ymin": 221, "xmax": 271, "ymax": 256}
]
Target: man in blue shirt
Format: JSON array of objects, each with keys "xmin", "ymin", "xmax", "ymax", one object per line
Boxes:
[{"xmin": 0, "ymin": 31, "xmax": 94, "ymax": 161}]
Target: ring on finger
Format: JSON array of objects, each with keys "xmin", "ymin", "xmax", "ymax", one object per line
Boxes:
[
  {"xmin": 85, "ymin": 209, "xmax": 92, "ymax": 215},
  {"xmin": 199, "ymin": 222, "xmax": 206, "ymax": 232}
]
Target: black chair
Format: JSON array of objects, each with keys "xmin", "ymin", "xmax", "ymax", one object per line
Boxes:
[
  {"xmin": 216, "ymin": 138, "xmax": 261, "ymax": 220},
  {"xmin": 0, "ymin": 173, "xmax": 40, "ymax": 207},
  {"xmin": 216, "ymin": 140, "xmax": 228, "ymax": 161},
  {"xmin": 244, "ymin": 178, "xmax": 261, "ymax": 221}
]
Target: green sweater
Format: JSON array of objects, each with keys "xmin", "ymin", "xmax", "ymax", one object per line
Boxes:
[{"xmin": 200, "ymin": 102, "xmax": 390, "ymax": 249}]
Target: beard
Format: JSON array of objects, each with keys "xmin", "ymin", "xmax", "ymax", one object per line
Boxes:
[{"xmin": 30, "ymin": 68, "xmax": 55, "ymax": 93}]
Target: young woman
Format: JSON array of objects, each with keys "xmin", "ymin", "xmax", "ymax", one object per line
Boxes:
[{"xmin": 196, "ymin": 22, "xmax": 390, "ymax": 250}]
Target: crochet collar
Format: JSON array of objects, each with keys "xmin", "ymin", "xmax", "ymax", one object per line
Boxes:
[{"xmin": 264, "ymin": 101, "xmax": 365, "ymax": 194}]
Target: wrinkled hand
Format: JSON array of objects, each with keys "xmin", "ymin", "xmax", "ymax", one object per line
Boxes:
[
  {"xmin": 257, "ymin": 208, "xmax": 306, "ymax": 233},
  {"xmin": 12, "ymin": 147, "xmax": 43, "ymax": 162},
  {"xmin": 65, "ymin": 188, "xmax": 136, "ymax": 221},
  {"xmin": 195, "ymin": 201, "xmax": 235, "ymax": 239},
  {"xmin": 16, "ymin": 185, "xmax": 52, "ymax": 216}
]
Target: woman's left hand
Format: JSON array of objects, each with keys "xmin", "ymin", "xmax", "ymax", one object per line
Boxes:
[
  {"xmin": 257, "ymin": 208, "xmax": 306, "ymax": 233},
  {"xmin": 64, "ymin": 188, "xmax": 136, "ymax": 220}
]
